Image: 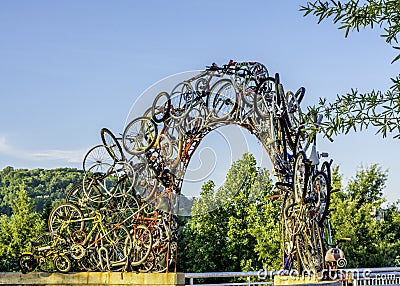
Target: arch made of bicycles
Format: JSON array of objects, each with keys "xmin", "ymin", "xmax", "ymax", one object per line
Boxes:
[{"xmin": 19, "ymin": 61, "xmax": 342, "ymax": 277}]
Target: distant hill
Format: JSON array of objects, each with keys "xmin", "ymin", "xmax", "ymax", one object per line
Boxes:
[{"xmin": 0, "ymin": 166, "xmax": 84, "ymax": 216}]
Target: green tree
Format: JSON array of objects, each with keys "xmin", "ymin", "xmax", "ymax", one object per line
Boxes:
[
  {"xmin": 329, "ymin": 164, "xmax": 400, "ymax": 267},
  {"xmin": 0, "ymin": 167, "xmax": 83, "ymax": 215},
  {"xmin": 300, "ymin": 1, "xmax": 400, "ymax": 138},
  {"xmin": 0, "ymin": 186, "xmax": 45, "ymax": 271},
  {"xmin": 179, "ymin": 153, "xmax": 281, "ymax": 274}
]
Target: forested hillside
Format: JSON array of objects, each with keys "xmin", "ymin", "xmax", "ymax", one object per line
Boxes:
[{"xmin": 0, "ymin": 166, "xmax": 83, "ymax": 216}]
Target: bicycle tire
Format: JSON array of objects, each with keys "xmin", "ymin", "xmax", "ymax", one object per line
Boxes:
[
  {"xmin": 132, "ymin": 162, "xmax": 158, "ymax": 201},
  {"xmin": 206, "ymin": 79, "xmax": 237, "ymax": 120},
  {"xmin": 107, "ymin": 225, "xmax": 132, "ymax": 271},
  {"xmin": 138, "ymin": 250, "xmax": 154, "ymax": 272},
  {"xmin": 296, "ymin": 219, "xmax": 324, "ymax": 273},
  {"xmin": 83, "ymin": 144, "xmax": 115, "ymax": 174},
  {"xmin": 293, "ymin": 151, "xmax": 309, "ymax": 204},
  {"xmin": 321, "ymin": 161, "xmax": 332, "ymax": 185},
  {"xmin": 130, "ymin": 225, "xmax": 153, "ymax": 266},
  {"xmin": 48, "ymin": 203, "xmax": 84, "ymax": 235},
  {"xmin": 101, "ymin": 128, "xmax": 125, "ymax": 162},
  {"xmin": 123, "ymin": 116, "xmax": 158, "ymax": 155},
  {"xmin": 312, "ymin": 171, "xmax": 331, "ymax": 224},
  {"xmin": 82, "ymin": 168, "xmax": 123, "ymax": 204},
  {"xmin": 169, "ymin": 82, "xmax": 193, "ymax": 120},
  {"xmin": 152, "ymin": 91, "xmax": 171, "ymax": 123},
  {"xmin": 254, "ymin": 78, "xmax": 275, "ymax": 120},
  {"xmin": 294, "ymin": 127, "xmax": 312, "ymax": 156},
  {"xmin": 54, "ymin": 254, "xmax": 71, "ymax": 273},
  {"xmin": 31, "ymin": 232, "xmax": 59, "ymax": 272},
  {"xmin": 285, "ymin": 91, "xmax": 303, "ymax": 128},
  {"xmin": 19, "ymin": 253, "xmax": 37, "ymax": 273},
  {"xmin": 241, "ymin": 78, "xmax": 257, "ymax": 107}
]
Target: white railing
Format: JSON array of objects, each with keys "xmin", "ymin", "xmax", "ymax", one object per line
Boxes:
[
  {"xmin": 184, "ymin": 267, "xmax": 400, "ymax": 286},
  {"xmin": 344, "ymin": 267, "xmax": 400, "ymax": 286}
]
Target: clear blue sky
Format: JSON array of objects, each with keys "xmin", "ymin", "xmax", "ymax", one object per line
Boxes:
[{"xmin": 0, "ymin": 1, "xmax": 398, "ymax": 203}]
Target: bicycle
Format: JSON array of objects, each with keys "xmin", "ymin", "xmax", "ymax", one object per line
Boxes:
[
  {"xmin": 19, "ymin": 232, "xmax": 71, "ymax": 273},
  {"xmin": 48, "ymin": 203, "xmax": 133, "ymax": 272}
]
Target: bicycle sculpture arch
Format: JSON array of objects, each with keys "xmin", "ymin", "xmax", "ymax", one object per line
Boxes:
[{"xmin": 19, "ymin": 61, "xmax": 346, "ymax": 277}]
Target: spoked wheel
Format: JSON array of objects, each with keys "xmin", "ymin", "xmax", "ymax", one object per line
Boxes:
[
  {"xmin": 82, "ymin": 167, "xmax": 125, "ymax": 204},
  {"xmin": 241, "ymin": 78, "xmax": 258, "ymax": 107},
  {"xmin": 65, "ymin": 183, "xmax": 89, "ymax": 210},
  {"xmin": 101, "ymin": 128, "xmax": 125, "ymax": 162},
  {"xmin": 138, "ymin": 251, "xmax": 155, "ymax": 273},
  {"xmin": 285, "ymin": 90, "xmax": 303, "ymax": 128},
  {"xmin": 123, "ymin": 117, "xmax": 158, "ymax": 155},
  {"xmin": 130, "ymin": 225, "xmax": 153, "ymax": 266},
  {"xmin": 293, "ymin": 151, "xmax": 309, "ymax": 204},
  {"xmin": 169, "ymin": 82, "xmax": 193, "ymax": 120},
  {"xmin": 281, "ymin": 191, "xmax": 301, "ymax": 272},
  {"xmin": 152, "ymin": 91, "xmax": 171, "ymax": 123},
  {"xmin": 19, "ymin": 253, "xmax": 37, "ymax": 273},
  {"xmin": 207, "ymin": 79, "xmax": 237, "ymax": 120},
  {"xmin": 54, "ymin": 255, "xmax": 71, "ymax": 273},
  {"xmin": 179, "ymin": 107, "xmax": 205, "ymax": 136},
  {"xmin": 48, "ymin": 203, "xmax": 84, "ymax": 236},
  {"xmin": 107, "ymin": 225, "xmax": 132, "ymax": 271},
  {"xmin": 296, "ymin": 219, "xmax": 325, "ymax": 274},
  {"xmin": 83, "ymin": 144, "xmax": 115, "ymax": 174},
  {"xmin": 254, "ymin": 78, "xmax": 275, "ymax": 120},
  {"xmin": 130, "ymin": 160, "xmax": 158, "ymax": 201},
  {"xmin": 310, "ymin": 171, "xmax": 331, "ymax": 223}
]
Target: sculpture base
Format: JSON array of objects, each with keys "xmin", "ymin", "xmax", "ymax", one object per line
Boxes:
[{"xmin": 0, "ymin": 272, "xmax": 185, "ymax": 286}]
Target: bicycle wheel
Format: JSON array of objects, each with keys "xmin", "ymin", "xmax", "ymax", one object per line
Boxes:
[
  {"xmin": 130, "ymin": 225, "xmax": 153, "ymax": 266},
  {"xmin": 296, "ymin": 219, "xmax": 324, "ymax": 273},
  {"xmin": 179, "ymin": 107, "xmax": 205, "ymax": 136},
  {"xmin": 169, "ymin": 82, "xmax": 193, "ymax": 120},
  {"xmin": 54, "ymin": 254, "xmax": 71, "ymax": 273},
  {"xmin": 152, "ymin": 91, "xmax": 171, "ymax": 123},
  {"xmin": 132, "ymin": 162, "xmax": 158, "ymax": 201},
  {"xmin": 321, "ymin": 161, "xmax": 332, "ymax": 185},
  {"xmin": 152, "ymin": 244, "xmax": 168, "ymax": 273},
  {"xmin": 241, "ymin": 78, "xmax": 258, "ymax": 107},
  {"xmin": 293, "ymin": 151, "xmax": 309, "ymax": 204},
  {"xmin": 82, "ymin": 168, "xmax": 122, "ymax": 204},
  {"xmin": 65, "ymin": 183, "xmax": 90, "ymax": 211},
  {"xmin": 19, "ymin": 253, "xmax": 37, "ymax": 273},
  {"xmin": 158, "ymin": 134, "xmax": 174, "ymax": 159},
  {"xmin": 138, "ymin": 250, "xmax": 154, "ymax": 272},
  {"xmin": 311, "ymin": 171, "xmax": 331, "ymax": 223},
  {"xmin": 207, "ymin": 79, "xmax": 237, "ymax": 120},
  {"xmin": 254, "ymin": 79, "xmax": 275, "ymax": 120},
  {"xmin": 101, "ymin": 128, "xmax": 125, "ymax": 162},
  {"xmin": 123, "ymin": 116, "xmax": 158, "ymax": 155},
  {"xmin": 285, "ymin": 91, "xmax": 303, "ymax": 128},
  {"xmin": 48, "ymin": 203, "xmax": 84, "ymax": 236},
  {"xmin": 107, "ymin": 225, "xmax": 132, "ymax": 271},
  {"xmin": 32, "ymin": 232, "xmax": 58, "ymax": 272},
  {"xmin": 83, "ymin": 144, "xmax": 115, "ymax": 174},
  {"xmin": 77, "ymin": 247, "xmax": 98, "ymax": 271},
  {"xmin": 294, "ymin": 127, "xmax": 312, "ymax": 156}
]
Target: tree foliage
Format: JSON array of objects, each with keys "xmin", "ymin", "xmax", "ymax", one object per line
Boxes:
[
  {"xmin": 179, "ymin": 153, "xmax": 281, "ymax": 274},
  {"xmin": 0, "ymin": 167, "xmax": 83, "ymax": 216},
  {"xmin": 329, "ymin": 164, "xmax": 400, "ymax": 267},
  {"xmin": 0, "ymin": 186, "xmax": 45, "ymax": 271},
  {"xmin": 300, "ymin": 1, "xmax": 400, "ymax": 138}
]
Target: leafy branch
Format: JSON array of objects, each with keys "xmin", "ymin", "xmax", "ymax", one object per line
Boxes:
[
  {"xmin": 307, "ymin": 75, "xmax": 400, "ymax": 138},
  {"xmin": 300, "ymin": 0, "xmax": 400, "ymax": 63}
]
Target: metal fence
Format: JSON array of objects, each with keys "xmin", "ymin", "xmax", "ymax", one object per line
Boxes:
[{"xmin": 184, "ymin": 267, "xmax": 400, "ymax": 286}]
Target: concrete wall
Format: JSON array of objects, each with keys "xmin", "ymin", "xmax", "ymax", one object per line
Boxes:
[{"xmin": 0, "ymin": 272, "xmax": 185, "ymax": 286}]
